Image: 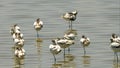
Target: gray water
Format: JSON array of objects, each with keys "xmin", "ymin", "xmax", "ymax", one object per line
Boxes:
[{"xmin": 0, "ymin": 0, "xmax": 120, "ymax": 68}]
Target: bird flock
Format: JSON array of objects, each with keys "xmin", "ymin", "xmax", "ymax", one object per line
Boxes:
[
  {"xmin": 49, "ymin": 10, "xmax": 91, "ymax": 64},
  {"xmin": 10, "ymin": 18, "xmax": 44, "ymax": 59},
  {"xmin": 10, "ymin": 18, "xmax": 43, "ymax": 67},
  {"xmin": 10, "ymin": 24, "xmax": 25, "ymax": 59},
  {"xmin": 9, "ymin": 10, "xmax": 120, "ymax": 67}
]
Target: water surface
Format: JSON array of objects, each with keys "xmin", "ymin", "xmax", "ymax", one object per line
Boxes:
[{"xmin": 0, "ymin": 0, "xmax": 119, "ymax": 68}]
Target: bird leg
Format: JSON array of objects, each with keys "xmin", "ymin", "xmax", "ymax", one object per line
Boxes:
[
  {"xmin": 68, "ymin": 47, "xmax": 70, "ymax": 54},
  {"xmin": 53, "ymin": 54, "xmax": 56, "ymax": 64},
  {"xmin": 68, "ymin": 21, "xmax": 71, "ymax": 30},
  {"xmin": 83, "ymin": 46, "xmax": 86, "ymax": 56},
  {"xmin": 70, "ymin": 21, "xmax": 72, "ymax": 30},
  {"xmin": 36, "ymin": 31, "xmax": 39, "ymax": 38},
  {"xmin": 115, "ymin": 52, "xmax": 119, "ymax": 66},
  {"xmin": 64, "ymin": 48, "xmax": 66, "ymax": 62}
]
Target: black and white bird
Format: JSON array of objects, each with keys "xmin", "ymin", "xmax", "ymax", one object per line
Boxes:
[
  {"xmin": 49, "ymin": 40, "xmax": 61, "ymax": 64},
  {"xmin": 110, "ymin": 34, "xmax": 120, "ymax": 64},
  {"xmin": 56, "ymin": 37, "xmax": 75, "ymax": 49},
  {"xmin": 12, "ymin": 32, "xmax": 24, "ymax": 40},
  {"xmin": 15, "ymin": 47, "xmax": 25, "ymax": 58},
  {"xmin": 33, "ymin": 18, "xmax": 43, "ymax": 38},
  {"xmin": 80, "ymin": 35, "xmax": 90, "ymax": 55},
  {"xmin": 10, "ymin": 24, "xmax": 21, "ymax": 36},
  {"xmin": 54, "ymin": 37, "xmax": 74, "ymax": 61},
  {"xmin": 62, "ymin": 10, "xmax": 78, "ymax": 30},
  {"xmin": 110, "ymin": 33, "xmax": 120, "ymax": 43},
  {"xmin": 14, "ymin": 36, "xmax": 25, "ymax": 48},
  {"xmin": 64, "ymin": 32, "xmax": 76, "ymax": 40}
]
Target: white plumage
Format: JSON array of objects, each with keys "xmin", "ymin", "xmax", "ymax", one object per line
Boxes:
[
  {"xmin": 10, "ymin": 24, "xmax": 26, "ymax": 65},
  {"xmin": 110, "ymin": 42, "xmax": 120, "ymax": 52},
  {"xmin": 15, "ymin": 48, "xmax": 25, "ymax": 58},
  {"xmin": 62, "ymin": 10, "xmax": 77, "ymax": 21},
  {"xmin": 10, "ymin": 24, "xmax": 25, "ymax": 47},
  {"xmin": 62, "ymin": 10, "xmax": 78, "ymax": 30},
  {"xmin": 80, "ymin": 35, "xmax": 90, "ymax": 47},
  {"xmin": 56, "ymin": 38, "xmax": 74, "ymax": 48},
  {"xmin": 64, "ymin": 32, "xmax": 76, "ymax": 40},
  {"xmin": 110, "ymin": 33, "xmax": 120, "ymax": 52},
  {"xmin": 80, "ymin": 35, "xmax": 90, "ymax": 55},
  {"xmin": 110, "ymin": 33, "xmax": 120, "ymax": 63},
  {"xmin": 14, "ymin": 37, "xmax": 24, "ymax": 48},
  {"xmin": 49, "ymin": 40, "xmax": 61, "ymax": 64},
  {"xmin": 33, "ymin": 18, "xmax": 43, "ymax": 31},
  {"xmin": 110, "ymin": 33, "xmax": 120, "ymax": 43},
  {"xmin": 49, "ymin": 44, "xmax": 61, "ymax": 55},
  {"xmin": 10, "ymin": 24, "xmax": 21, "ymax": 35},
  {"xmin": 12, "ymin": 33, "xmax": 23, "ymax": 40}
]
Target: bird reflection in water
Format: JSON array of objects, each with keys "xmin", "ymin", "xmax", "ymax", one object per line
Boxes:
[
  {"xmin": 57, "ymin": 54, "xmax": 76, "ymax": 68},
  {"xmin": 113, "ymin": 60, "xmax": 120, "ymax": 68},
  {"xmin": 113, "ymin": 59, "xmax": 120, "ymax": 68},
  {"xmin": 52, "ymin": 54, "xmax": 76, "ymax": 68},
  {"xmin": 35, "ymin": 38, "xmax": 43, "ymax": 68},
  {"xmin": 35, "ymin": 38, "xmax": 43, "ymax": 54},
  {"xmin": 64, "ymin": 54, "xmax": 76, "ymax": 68},
  {"xmin": 36, "ymin": 37, "xmax": 43, "ymax": 42},
  {"xmin": 51, "ymin": 64, "xmax": 63, "ymax": 68},
  {"xmin": 82, "ymin": 55, "xmax": 91, "ymax": 67},
  {"xmin": 64, "ymin": 29, "xmax": 77, "ymax": 36},
  {"xmin": 112, "ymin": 53, "xmax": 120, "ymax": 68},
  {"xmin": 65, "ymin": 54, "xmax": 75, "ymax": 62},
  {"xmin": 35, "ymin": 35, "xmax": 43, "ymax": 66},
  {"xmin": 14, "ymin": 55, "xmax": 25, "ymax": 68}
]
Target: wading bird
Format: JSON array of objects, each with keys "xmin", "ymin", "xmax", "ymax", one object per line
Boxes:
[
  {"xmin": 110, "ymin": 39, "xmax": 120, "ymax": 64},
  {"xmin": 33, "ymin": 18, "xmax": 43, "ymax": 38},
  {"xmin": 14, "ymin": 36, "xmax": 24, "ymax": 48},
  {"xmin": 10, "ymin": 24, "xmax": 21, "ymax": 35},
  {"xmin": 80, "ymin": 35, "xmax": 90, "ymax": 55},
  {"xmin": 110, "ymin": 33, "xmax": 120, "ymax": 43},
  {"xmin": 56, "ymin": 37, "xmax": 74, "ymax": 61},
  {"xmin": 62, "ymin": 10, "xmax": 78, "ymax": 30},
  {"xmin": 64, "ymin": 32, "xmax": 76, "ymax": 40},
  {"xmin": 15, "ymin": 47, "xmax": 25, "ymax": 58},
  {"xmin": 110, "ymin": 34, "xmax": 120, "ymax": 64},
  {"xmin": 12, "ymin": 32, "xmax": 23, "ymax": 40},
  {"xmin": 49, "ymin": 40, "xmax": 61, "ymax": 64}
]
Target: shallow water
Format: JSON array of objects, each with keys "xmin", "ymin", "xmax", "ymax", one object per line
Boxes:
[{"xmin": 0, "ymin": 0, "xmax": 120, "ymax": 68}]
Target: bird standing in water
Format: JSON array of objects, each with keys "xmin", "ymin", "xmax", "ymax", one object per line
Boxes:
[
  {"xmin": 49, "ymin": 40, "xmax": 61, "ymax": 64},
  {"xmin": 15, "ymin": 47, "xmax": 25, "ymax": 58},
  {"xmin": 33, "ymin": 18, "xmax": 43, "ymax": 38},
  {"xmin": 55, "ymin": 37, "xmax": 74, "ymax": 62},
  {"xmin": 62, "ymin": 10, "xmax": 78, "ymax": 30},
  {"xmin": 80, "ymin": 35, "xmax": 90, "ymax": 56},
  {"xmin": 110, "ymin": 33, "xmax": 120, "ymax": 65},
  {"xmin": 10, "ymin": 24, "xmax": 21, "ymax": 35}
]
